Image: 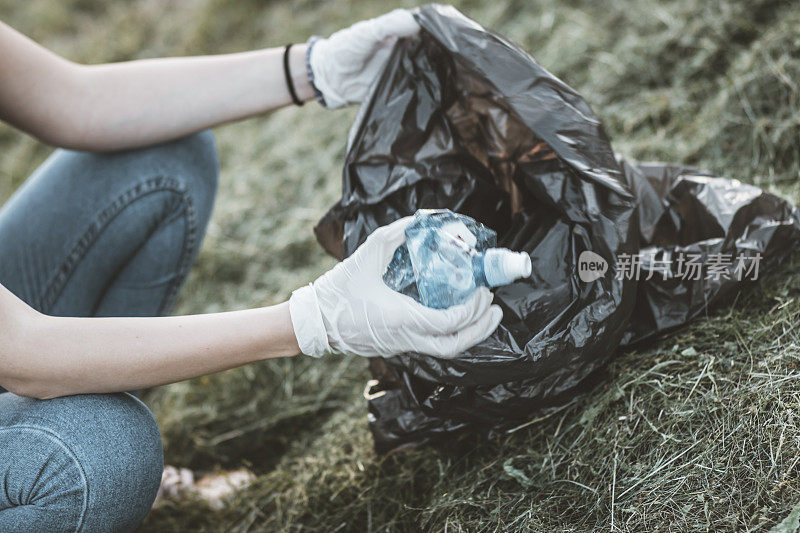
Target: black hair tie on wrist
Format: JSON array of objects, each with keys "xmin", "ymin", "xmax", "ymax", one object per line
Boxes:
[{"xmin": 283, "ymin": 43, "xmax": 304, "ymax": 107}]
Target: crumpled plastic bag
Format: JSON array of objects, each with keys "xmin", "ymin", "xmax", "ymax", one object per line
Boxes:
[
  {"xmin": 314, "ymin": 4, "xmax": 800, "ymax": 452},
  {"xmin": 617, "ymin": 160, "xmax": 800, "ymax": 345}
]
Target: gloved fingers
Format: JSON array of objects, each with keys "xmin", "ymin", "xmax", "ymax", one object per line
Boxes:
[
  {"xmin": 338, "ymin": 9, "xmax": 417, "ymax": 44},
  {"xmin": 367, "ymin": 9, "xmax": 421, "ymax": 42},
  {"xmin": 447, "ymin": 304, "xmax": 504, "ymax": 356},
  {"xmin": 364, "ymin": 216, "xmax": 414, "ymax": 265},
  {"xmin": 408, "ymin": 304, "xmax": 503, "ymax": 359},
  {"xmin": 408, "ymin": 287, "xmax": 494, "ymax": 335},
  {"xmin": 371, "ymin": 215, "xmax": 415, "ymax": 240}
]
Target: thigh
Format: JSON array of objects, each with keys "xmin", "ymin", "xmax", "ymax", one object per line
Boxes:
[
  {"xmin": 0, "ymin": 131, "xmax": 218, "ymax": 316},
  {"xmin": 0, "ymin": 392, "xmax": 164, "ymax": 533}
]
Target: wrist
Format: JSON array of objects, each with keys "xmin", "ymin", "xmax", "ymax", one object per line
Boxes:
[
  {"xmin": 305, "ymin": 37, "xmax": 327, "ymax": 106},
  {"xmin": 269, "ymin": 301, "xmax": 302, "ymax": 359},
  {"xmin": 244, "ymin": 303, "xmax": 301, "ymax": 362},
  {"xmin": 288, "ymin": 284, "xmax": 331, "ymax": 357},
  {"xmin": 287, "ymin": 43, "xmax": 315, "ymax": 103}
]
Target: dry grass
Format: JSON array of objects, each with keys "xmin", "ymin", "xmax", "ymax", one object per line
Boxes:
[{"xmin": 1, "ymin": 0, "xmax": 800, "ymax": 531}]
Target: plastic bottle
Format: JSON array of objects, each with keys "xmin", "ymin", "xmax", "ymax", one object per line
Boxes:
[{"xmin": 384, "ymin": 209, "xmax": 532, "ymax": 309}]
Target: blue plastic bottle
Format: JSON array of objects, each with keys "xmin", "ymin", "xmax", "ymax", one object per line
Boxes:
[{"xmin": 384, "ymin": 210, "xmax": 532, "ymax": 309}]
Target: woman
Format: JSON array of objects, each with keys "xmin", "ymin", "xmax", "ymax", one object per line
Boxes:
[{"xmin": 0, "ymin": 8, "xmax": 503, "ymax": 532}]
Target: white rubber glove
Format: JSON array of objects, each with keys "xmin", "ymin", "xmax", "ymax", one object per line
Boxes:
[
  {"xmin": 309, "ymin": 9, "xmax": 420, "ymax": 109},
  {"xmin": 290, "ymin": 217, "xmax": 503, "ymax": 359}
]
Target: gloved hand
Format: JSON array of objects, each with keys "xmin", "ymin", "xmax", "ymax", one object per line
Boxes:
[
  {"xmin": 308, "ymin": 9, "xmax": 420, "ymax": 109},
  {"xmin": 289, "ymin": 217, "xmax": 503, "ymax": 358}
]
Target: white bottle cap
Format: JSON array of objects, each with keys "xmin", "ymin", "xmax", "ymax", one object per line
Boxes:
[{"xmin": 483, "ymin": 249, "xmax": 532, "ymax": 287}]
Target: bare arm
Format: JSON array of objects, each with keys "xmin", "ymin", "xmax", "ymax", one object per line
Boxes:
[
  {"xmin": 0, "ymin": 20, "xmax": 315, "ymax": 151},
  {"xmin": 0, "ymin": 283, "xmax": 300, "ymax": 399}
]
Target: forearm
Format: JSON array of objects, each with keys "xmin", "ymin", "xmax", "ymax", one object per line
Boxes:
[
  {"xmin": 0, "ymin": 19, "xmax": 315, "ymax": 151},
  {"xmin": 69, "ymin": 46, "xmax": 314, "ymax": 150},
  {"xmin": 3, "ymin": 300, "xmax": 300, "ymax": 399}
]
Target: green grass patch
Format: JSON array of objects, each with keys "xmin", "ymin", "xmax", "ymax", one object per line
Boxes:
[{"xmin": 2, "ymin": 0, "xmax": 800, "ymax": 530}]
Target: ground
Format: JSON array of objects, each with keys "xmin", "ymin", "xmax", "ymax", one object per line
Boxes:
[{"xmin": 1, "ymin": 0, "xmax": 800, "ymax": 531}]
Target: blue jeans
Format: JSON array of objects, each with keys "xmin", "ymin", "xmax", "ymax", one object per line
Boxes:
[{"xmin": 0, "ymin": 131, "xmax": 219, "ymax": 532}]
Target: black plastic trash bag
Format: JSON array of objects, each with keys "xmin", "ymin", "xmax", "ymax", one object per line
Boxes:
[
  {"xmin": 314, "ymin": 4, "xmax": 800, "ymax": 452},
  {"xmin": 618, "ymin": 160, "xmax": 800, "ymax": 345}
]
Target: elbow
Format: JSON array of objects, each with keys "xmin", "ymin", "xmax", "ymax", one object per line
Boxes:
[
  {"xmin": 0, "ymin": 308, "xmax": 72, "ymax": 400},
  {"xmin": 26, "ymin": 379, "xmax": 74, "ymax": 399},
  {"xmin": 0, "ymin": 375, "xmax": 67, "ymax": 400},
  {"xmin": 32, "ymin": 127, "xmax": 82, "ymax": 152},
  {"xmin": 29, "ymin": 389, "xmax": 68, "ymax": 400},
  {"xmin": 0, "ymin": 377, "xmax": 24, "ymax": 397},
  {"xmin": 31, "ymin": 117, "xmax": 95, "ymax": 154},
  {"xmin": 23, "ymin": 64, "xmax": 104, "ymax": 152},
  {"xmin": 2, "ymin": 382, "xmax": 41, "ymax": 399},
  {"xmin": 0, "ymin": 375, "xmax": 40, "ymax": 399}
]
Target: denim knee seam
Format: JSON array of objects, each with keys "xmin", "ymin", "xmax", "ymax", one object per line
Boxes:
[
  {"xmin": 0, "ymin": 425, "xmax": 89, "ymax": 533},
  {"xmin": 38, "ymin": 175, "xmax": 199, "ymax": 316}
]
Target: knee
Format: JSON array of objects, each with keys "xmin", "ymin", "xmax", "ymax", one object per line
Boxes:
[
  {"xmin": 132, "ymin": 130, "xmax": 219, "ymax": 228},
  {"xmin": 75, "ymin": 394, "xmax": 164, "ymax": 530},
  {"xmin": 167, "ymin": 130, "xmax": 219, "ymax": 221},
  {"xmin": 1, "ymin": 393, "xmax": 164, "ymax": 531},
  {"xmin": 0, "ymin": 394, "xmax": 163, "ymax": 531}
]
